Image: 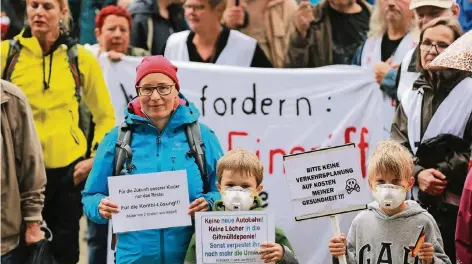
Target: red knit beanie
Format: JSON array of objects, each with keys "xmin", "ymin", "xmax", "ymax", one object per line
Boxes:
[{"xmin": 135, "ymin": 56, "xmax": 180, "ymax": 91}]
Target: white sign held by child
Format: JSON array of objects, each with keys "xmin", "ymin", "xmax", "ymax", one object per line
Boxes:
[
  {"xmin": 195, "ymin": 211, "xmax": 275, "ymax": 264},
  {"xmin": 107, "ymin": 170, "xmax": 192, "ymax": 233},
  {"xmin": 284, "ymin": 144, "xmax": 372, "ymax": 221}
]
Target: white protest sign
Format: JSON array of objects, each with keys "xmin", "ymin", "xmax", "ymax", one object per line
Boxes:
[
  {"xmin": 107, "ymin": 170, "xmax": 192, "ymax": 233},
  {"xmin": 284, "ymin": 144, "xmax": 371, "ymax": 221},
  {"xmin": 195, "ymin": 211, "xmax": 275, "ymax": 264}
]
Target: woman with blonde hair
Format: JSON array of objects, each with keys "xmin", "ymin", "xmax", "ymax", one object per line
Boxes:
[
  {"xmin": 1, "ymin": 0, "xmax": 116, "ymax": 263},
  {"xmin": 391, "ymin": 17, "xmax": 471, "ymax": 263}
]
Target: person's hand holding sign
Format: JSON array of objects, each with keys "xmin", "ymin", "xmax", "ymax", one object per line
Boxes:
[
  {"xmin": 188, "ymin": 197, "xmax": 209, "ymax": 217},
  {"xmin": 329, "ymin": 233, "xmax": 347, "ymax": 257},
  {"xmin": 259, "ymin": 242, "xmax": 284, "ymax": 263},
  {"xmin": 99, "ymin": 197, "xmax": 120, "ymax": 219}
]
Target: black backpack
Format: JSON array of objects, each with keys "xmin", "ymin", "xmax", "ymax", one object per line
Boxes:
[
  {"xmin": 113, "ymin": 121, "xmax": 209, "ymax": 192},
  {"xmin": 2, "ymin": 38, "xmax": 96, "ymax": 157}
]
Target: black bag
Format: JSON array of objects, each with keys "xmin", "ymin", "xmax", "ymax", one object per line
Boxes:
[
  {"xmin": 25, "ymin": 226, "xmax": 57, "ymax": 264},
  {"xmin": 25, "ymin": 239, "xmax": 57, "ymax": 264},
  {"xmin": 415, "ymin": 133, "xmax": 469, "ymax": 206}
]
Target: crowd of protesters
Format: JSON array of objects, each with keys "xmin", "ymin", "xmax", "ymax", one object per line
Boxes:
[{"xmin": 1, "ymin": 0, "xmax": 471, "ymax": 263}]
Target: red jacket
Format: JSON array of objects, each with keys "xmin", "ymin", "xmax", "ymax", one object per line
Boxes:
[{"xmin": 456, "ymin": 167, "xmax": 472, "ymax": 263}]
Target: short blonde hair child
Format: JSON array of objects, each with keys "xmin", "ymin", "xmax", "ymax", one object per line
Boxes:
[
  {"xmin": 216, "ymin": 148, "xmax": 263, "ymax": 186},
  {"xmin": 367, "ymin": 140, "xmax": 414, "ymax": 181}
]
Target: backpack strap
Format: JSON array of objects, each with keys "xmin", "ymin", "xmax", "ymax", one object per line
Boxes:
[
  {"xmin": 185, "ymin": 121, "xmax": 209, "ymax": 193},
  {"xmin": 114, "ymin": 122, "xmax": 135, "ymax": 175},
  {"xmin": 2, "ymin": 39, "xmax": 22, "ymax": 81},
  {"xmin": 66, "ymin": 45, "xmax": 82, "ymax": 103}
]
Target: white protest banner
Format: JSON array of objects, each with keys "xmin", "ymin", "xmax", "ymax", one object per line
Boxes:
[
  {"xmin": 195, "ymin": 211, "xmax": 275, "ymax": 264},
  {"xmin": 107, "ymin": 170, "xmax": 191, "ymax": 233},
  {"xmin": 103, "ymin": 58, "xmax": 384, "ymax": 263},
  {"xmin": 283, "ymin": 144, "xmax": 371, "ymax": 220}
]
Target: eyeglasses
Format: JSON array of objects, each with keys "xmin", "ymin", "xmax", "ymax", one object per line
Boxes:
[
  {"xmin": 183, "ymin": 4, "xmax": 206, "ymax": 11},
  {"xmin": 136, "ymin": 84, "xmax": 175, "ymax": 97},
  {"xmin": 419, "ymin": 41, "xmax": 450, "ymax": 54}
]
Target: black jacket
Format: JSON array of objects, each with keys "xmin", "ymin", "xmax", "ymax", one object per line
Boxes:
[{"xmin": 129, "ymin": 0, "xmax": 187, "ymax": 55}]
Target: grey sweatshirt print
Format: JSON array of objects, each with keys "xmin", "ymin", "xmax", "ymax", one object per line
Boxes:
[{"xmin": 344, "ymin": 200, "xmax": 451, "ymax": 264}]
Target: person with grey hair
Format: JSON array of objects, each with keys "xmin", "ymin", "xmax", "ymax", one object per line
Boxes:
[
  {"xmin": 164, "ymin": 0, "xmax": 272, "ymax": 67},
  {"xmin": 395, "ymin": 0, "xmax": 460, "ymax": 101}
]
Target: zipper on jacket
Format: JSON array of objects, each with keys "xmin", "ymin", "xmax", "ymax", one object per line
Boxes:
[
  {"xmin": 69, "ymin": 110, "xmax": 80, "ymax": 145},
  {"xmin": 171, "ymin": 156, "xmax": 176, "ymax": 171}
]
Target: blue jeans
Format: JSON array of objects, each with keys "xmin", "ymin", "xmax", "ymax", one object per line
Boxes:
[
  {"xmin": 1, "ymin": 244, "xmax": 25, "ymax": 264},
  {"xmin": 87, "ymin": 219, "xmax": 108, "ymax": 264}
]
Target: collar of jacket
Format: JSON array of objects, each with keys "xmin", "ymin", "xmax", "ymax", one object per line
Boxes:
[
  {"xmin": 413, "ymin": 70, "xmax": 471, "ymax": 92},
  {"xmin": 0, "ymin": 85, "xmax": 9, "ymax": 104},
  {"xmin": 265, "ymin": 0, "xmax": 285, "ymax": 9},
  {"xmin": 15, "ymin": 27, "xmax": 77, "ymax": 57},
  {"xmin": 312, "ymin": 0, "xmax": 372, "ymax": 24}
]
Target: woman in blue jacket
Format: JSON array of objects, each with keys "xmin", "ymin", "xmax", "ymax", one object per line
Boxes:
[{"xmin": 82, "ymin": 56, "xmax": 223, "ymax": 264}]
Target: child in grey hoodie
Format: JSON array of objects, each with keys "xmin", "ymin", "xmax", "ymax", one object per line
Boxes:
[{"xmin": 329, "ymin": 140, "xmax": 451, "ymax": 264}]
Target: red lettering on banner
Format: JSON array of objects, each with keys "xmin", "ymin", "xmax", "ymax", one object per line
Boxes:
[
  {"xmin": 344, "ymin": 126, "xmax": 357, "ymax": 144},
  {"xmin": 228, "ymin": 131, "xmax": 248, "ymax": 150},
  {"xmin": 290, "ymin": 146, "xmax": 305, "ymax": 154},
  {"xmin": 359, "ymin": 127, "xmax": 369, "ymax": 178},
  {"xmin": 227, "ymin": 126, "xmax": 370, "ymax": 177},
  {"xmin": 269, "ymin": 149, "xmax": 286, "ymax": 174},
  {"xmin": 256, "ymin": 138, "xmax": 261, "ymax": 159},
  {"xmin": 344, "ymin": 126, "xmax": 369, "ymax": 178}
]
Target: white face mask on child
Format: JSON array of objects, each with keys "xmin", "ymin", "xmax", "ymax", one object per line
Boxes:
[
  {"xmin": 222, "ymin": 186, "xmax": 254, "ymax": 211},
  {"xmin": 372, "ymin": 184, "xmax": 406, "ymax": 210}
]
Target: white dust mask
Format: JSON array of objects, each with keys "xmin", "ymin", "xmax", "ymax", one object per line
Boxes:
[
  {"xmin": 372, "ymin": 184, "xmax": 406, "ymax": 210},
  {"xmin": 221, "ymin": 186, "xmax": 254, "ymax": 211}
]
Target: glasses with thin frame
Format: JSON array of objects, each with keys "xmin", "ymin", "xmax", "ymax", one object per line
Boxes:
[
  {"xmin": 419, "ymin": 41, "xmax": 450, "ymax": 54},
  {"xmin": 136, "ymin": 84, "xmax": 176, "ymax": 97},
  {"xmin": 183, "ymin": 4, "xmax": 206, "ymax": 11}
]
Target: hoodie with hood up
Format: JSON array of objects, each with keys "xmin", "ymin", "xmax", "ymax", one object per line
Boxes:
[
  {"xmin": 129, "ymin": 0, "xmax": 187, "ymax": 55},
  {"xmin": 341, "ymin": 200, "xmax": 450, "ymax": 264}
]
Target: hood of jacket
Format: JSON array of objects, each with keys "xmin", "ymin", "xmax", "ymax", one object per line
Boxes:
[
  {"xmin": 129, "ymin": 0, "xmax": 158, "ymax": 15},
  {"xmin": 124, "ymin": 93, "xmax": 199, "ymax": 133},
  {"xmin": 213, "ymin": 196, "xmax": 264, "ymax": 211},
  {"xmin": 367, "ymin": 200, "xmax": 427, "ymax": 220},
  {"xmin": 16, "ymin": 27, "xmax": 77, "ymax": 57}
]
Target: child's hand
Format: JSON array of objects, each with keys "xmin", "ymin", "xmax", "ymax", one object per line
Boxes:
[
  {"xmin": 329, "ymin": 234, "xmax": 347, "ymax": 257},
  {"xmin": 418, "ymin": 242, "xmax": 434, "ymax": 264},
  {"xmin": 259, "ymin": 242, "xmax": 284, "ymax": 263}
]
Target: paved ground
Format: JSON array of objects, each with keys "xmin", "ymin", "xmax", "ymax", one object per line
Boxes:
[{"xmin": 79, "ymin": 216, "xmax": 88, "ymax": 264}]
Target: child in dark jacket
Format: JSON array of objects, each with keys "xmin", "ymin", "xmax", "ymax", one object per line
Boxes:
[{"xmin": 185, "ymin": 148, "xmax": 298, "ymax": 264}]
